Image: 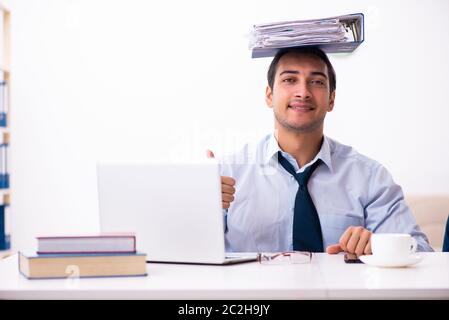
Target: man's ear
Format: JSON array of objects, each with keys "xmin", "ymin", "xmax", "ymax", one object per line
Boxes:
[
  {"xmin": 265, "ymin": 85, "xmax": 273, "ymax": 108},
  {"xmin": 328, "ymin": 91, "xmax": 336, "ymax": 112}
]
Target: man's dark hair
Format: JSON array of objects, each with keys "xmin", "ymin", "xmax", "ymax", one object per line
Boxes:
[{"xmin": 267, "ymin": 47, "xmax": 336, "ymax": 93}]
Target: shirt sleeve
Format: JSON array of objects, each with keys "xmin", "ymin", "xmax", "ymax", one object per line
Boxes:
[
  {"xmin": 222, "ymin": 209, "xmax": 228, "ymax": 233},
  {"xmin": 364, "ymin": 164, "xmax": 434, "ymax": 252},
  {"xmin": 443, "ymin": 217, "xmax": 449, "ymax": 252},
  {"xmin": 218, "ymin": 158, "xmax": 229, "ymax": 233}
]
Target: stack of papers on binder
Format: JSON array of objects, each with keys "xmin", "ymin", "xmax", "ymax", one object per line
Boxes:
[{"xmin": 250, "ymin": 13, "xmax": 364, "ymax": 58}]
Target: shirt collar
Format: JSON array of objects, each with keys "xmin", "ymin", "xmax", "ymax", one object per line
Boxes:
[{"xmin": 263, "ymin": 132, "xmax": 334, "ymax": 173}]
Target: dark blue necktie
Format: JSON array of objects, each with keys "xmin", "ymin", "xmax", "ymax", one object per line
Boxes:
[{"xmin": 277, "ymin": 152, "xmax": 324, "ymax": 252}]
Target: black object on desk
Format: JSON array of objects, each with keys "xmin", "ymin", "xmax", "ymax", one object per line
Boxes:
[{"xmin": 344, "ymin": 253, "xmax": 363, "ymax": 264}]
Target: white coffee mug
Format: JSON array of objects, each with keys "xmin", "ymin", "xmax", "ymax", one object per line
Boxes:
[{"xmin": 370, "ymin": 233, "xmax": 417, "ymax": 262}]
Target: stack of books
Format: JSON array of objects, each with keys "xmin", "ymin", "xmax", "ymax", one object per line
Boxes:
[
  {"xmin": 19, "ymin": 234, "xmax": 147, "ymax": 279},
  {"xmin": 249, "ymin": 13, "xmax": 364, "ymax": 58}
]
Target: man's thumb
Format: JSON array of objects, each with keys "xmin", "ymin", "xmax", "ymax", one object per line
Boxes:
[
  {"xmin": 206, "ymin": 149, "xmax": 215, "ymax": 159},
  {"xmin": 326, "ymin": 244, "xmax": 343, "ymax": 254}
]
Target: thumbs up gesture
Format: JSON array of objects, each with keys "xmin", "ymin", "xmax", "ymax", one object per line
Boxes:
[{"xmin": 207, "ymin": 150, "xmax": 236, "ymax": 209}]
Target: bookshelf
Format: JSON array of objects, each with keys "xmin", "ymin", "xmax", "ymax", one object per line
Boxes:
[{"xmin": 0, "ymin": 1, "xmax": 10, "ymax": 259}]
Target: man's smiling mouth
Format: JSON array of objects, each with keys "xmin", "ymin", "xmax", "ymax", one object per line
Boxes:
[{"xmin": 288, "ymin": 101, "xmax": 315, "ymax": 111}]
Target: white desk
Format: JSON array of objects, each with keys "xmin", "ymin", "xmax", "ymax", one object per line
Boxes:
[{"xmin": 1, "ymin": 253, "xmax": 448, "ymax": 299}]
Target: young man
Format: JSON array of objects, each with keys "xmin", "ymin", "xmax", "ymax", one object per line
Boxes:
[{"xmin": 209, "ymin": 47, "xmax": 432, "ymax": 255}]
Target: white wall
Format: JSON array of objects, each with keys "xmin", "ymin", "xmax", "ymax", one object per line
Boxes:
[{"xmin": 9, "ymin": 0, "xmax": 449, "ymax": 251}]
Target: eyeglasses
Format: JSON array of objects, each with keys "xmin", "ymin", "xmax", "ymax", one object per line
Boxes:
[{"xmin": 257, "ymin": 251, "xmax": 312, "ymax": 265}]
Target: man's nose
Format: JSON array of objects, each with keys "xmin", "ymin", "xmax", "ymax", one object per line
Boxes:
[{"xmin": 294, "ymin": 82, "xmax": 311, "ymax": 100}]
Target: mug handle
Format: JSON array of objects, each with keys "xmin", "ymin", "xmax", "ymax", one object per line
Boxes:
[{"xmin": 410, "ymin": 237, "xmax": 417, "ymax": 253}]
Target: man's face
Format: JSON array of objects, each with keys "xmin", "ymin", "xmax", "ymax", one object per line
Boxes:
[{"xmin": 265, "ymin": 52, "xmax": 335, "ymax": 133}]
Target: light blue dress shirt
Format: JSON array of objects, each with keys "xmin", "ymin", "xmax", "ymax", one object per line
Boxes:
[{"xmin": 220, "ymin": 133, "xmax": 433, "ymax": 252}]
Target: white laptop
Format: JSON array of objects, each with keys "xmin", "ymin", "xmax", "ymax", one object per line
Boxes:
[{"xmin": 97, "ymin": 160, "xmax": 257, "ymax": 264}]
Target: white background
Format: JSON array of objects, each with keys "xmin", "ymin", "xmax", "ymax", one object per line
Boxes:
[{"xmin": 7, "ymin": 0, "xmax": 449, "ymax": 251}]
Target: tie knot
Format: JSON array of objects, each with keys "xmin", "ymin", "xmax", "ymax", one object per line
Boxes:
[
  {"xmin": 298, "ymin": 162, "xmax": 320, "ymax": 184},
  {"xmin": 277, "ymin": 152, "xmax": 321, "ymax": 185}
]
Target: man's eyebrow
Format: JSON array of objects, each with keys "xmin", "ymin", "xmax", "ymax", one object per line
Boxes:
[
  {"xmin": 279, "ymin": 70, "xmax": 299, "ymax": 76},
  {"xmin": 310, "ymin": 71, "xmax": 328, "ymax": 79},
  {"xmin": 279, "ymin": 70, "xmax": 328, "ymax": 79}
]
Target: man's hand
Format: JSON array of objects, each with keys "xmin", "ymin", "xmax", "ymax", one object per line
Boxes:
[
  {"xmin": 326, "ymin": 226, "xmax": 372, "ymax": 257},
  {"xmin": 219, "ymin": 176, "xmax": 236, "ymax": 209},
  {"xmin": 207, "ymin": 150, "xmax": 236, "ymax": 209}
]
